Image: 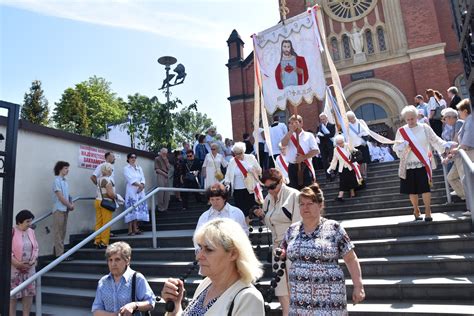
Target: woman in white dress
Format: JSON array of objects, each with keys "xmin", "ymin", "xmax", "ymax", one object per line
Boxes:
[
  {"xmin": 202, "ymin": 143, "xmax": 228, "ymax": 189},
  {"xmin": 123, "ymin": 152, "xmax": 148, "ymax": 235}
]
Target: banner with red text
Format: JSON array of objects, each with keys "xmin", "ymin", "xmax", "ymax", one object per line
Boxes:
[{"xmin": 78, "ymin": 145, "xmax": 106, "ymax": 169}]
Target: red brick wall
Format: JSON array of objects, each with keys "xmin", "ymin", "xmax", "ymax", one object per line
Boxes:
[
  {"xmin": 400, "ymin": 0, "xmax": 442, "ymax": 49},
  {"xmin": 433, "ymin": 0, "xmax": 460, "ymax": 54}
]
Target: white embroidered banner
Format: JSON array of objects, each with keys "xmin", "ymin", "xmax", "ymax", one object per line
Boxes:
[{"xmin": 253, "ymin": 10, "xmax": 326, "ymax": 114}]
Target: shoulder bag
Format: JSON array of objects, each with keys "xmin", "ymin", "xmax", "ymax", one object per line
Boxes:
[
  {"xmin": 212, "ymin": 156, "xmax": 224, "ymax": 181},
  {"xmin": 131, "ymin": 272, "xmax": 153, "ymax": 316}
]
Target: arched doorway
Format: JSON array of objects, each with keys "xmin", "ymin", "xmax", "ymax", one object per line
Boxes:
[{"xmin": 344, "ymin": 78, "xmax": 408, "ymax": 137}]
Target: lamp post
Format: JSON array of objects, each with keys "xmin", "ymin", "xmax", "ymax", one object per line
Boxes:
[{"xmin": 157, "ymin": 56, "xmax": 187, "ymax": 105}]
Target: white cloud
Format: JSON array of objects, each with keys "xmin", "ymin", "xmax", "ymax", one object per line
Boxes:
[{"xmin": 0, "ymin": 0, "xmax": 268, "ymax": 49}]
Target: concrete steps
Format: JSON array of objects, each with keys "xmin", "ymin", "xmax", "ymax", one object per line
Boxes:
[{"xmin": 31, "ymin": 160, "xmax": 473, "ymax": 315}]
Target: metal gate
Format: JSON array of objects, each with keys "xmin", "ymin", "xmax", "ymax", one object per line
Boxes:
[{"xmin": 0, "ymin": 101, "xmax": 19, "ymax": 316}]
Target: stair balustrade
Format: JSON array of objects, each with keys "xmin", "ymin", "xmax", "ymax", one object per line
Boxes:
[
  {"xmin": 9, "ymin": 186, "xmax": 205, "ymax": 316},
  {"xmin": 459, "ymin": 149, "xmax": 474, "ymax": 231}
]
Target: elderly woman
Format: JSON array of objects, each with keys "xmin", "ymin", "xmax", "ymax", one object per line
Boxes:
[
  {"xmin": 92, "ymin": 242, "xmax": 155, "ymax": 315},
  {"xmin": 394, "ymin": 105, "xmax": 454, "ymax": 221},
  {"xmin": 446, "ymin": 99, "xmax": 474, "ymax": 201},
  {"xmin": 328, "ymin": 134, "xmax": 361, "ymax": 201},
  {"xmin": 224, "ymin": 142, "xmax": 262, "ymax": 222},
  {"xmin": 202, "ymin": 143, "xmax": 228, "ymax": 189},
  {"xmin": 94, "ymin": 163, "xmax": 118, "ymax": 249},
  {"xmin": 278, "ymin": 184, "xmax": 365, "ymax": 315},
  {"xmin": 10, "ymin": 210, "xmax": 39, "ymax": 316},
  {"xmin": 346, "ymin": 111, "xmax": 370, "ymax": 179},
  {"xmin": 441, "ymin": 108, "xmax": 464, "ymax": 142},
  {"xmin": 162, "ymin": 218, "xmax": 264, "ymax": 315},
  {"xmin": 253, "ymin": 168, "xmax": 300, "ymax": 316},
  {"xmin": 124, "ymin": 153, "xmax": 148, "ymax": 236}
]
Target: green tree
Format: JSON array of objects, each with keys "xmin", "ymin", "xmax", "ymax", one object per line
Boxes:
[
  {"xmin": 53, "ymin": 88, "xmax": 90, "ymax": 135},
  {"xmin": 125, "ymin": 93, "xmax": 208, "ymax": 151},
  {"xmin": 174, "ymin": 105, "xmax": 213, "ymax": 145},
  {"xmin": 21, "ymin": 80, "xmax": 50, "ymax": 125},
  {"xmin": 53, "ymin": 76, "xmax": 126, "ymax": 137}
]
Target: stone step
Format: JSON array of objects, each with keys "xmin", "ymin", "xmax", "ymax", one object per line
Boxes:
[
  {"xmin": 71, "ymin": 230, "xmax": 474, "ymax": 264},
  {"xmin": 40, "ymin": 272, "xmax": 474, "ymax": 306},
  {"xmin": 45, "ymin": 249, "xmax": 474, "ymax": 281}
]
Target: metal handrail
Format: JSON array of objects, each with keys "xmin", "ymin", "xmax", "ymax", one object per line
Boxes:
[
  {"xmin": 10, "ymin": 186, "xmax": 205, "ymax": 315},
  {"xmin": 459, "ymin": 149, "xmax": 474, "ymax": 231},
  {"xmin": 31, "ymin": 196, "xmax": 96, "ymax": 227}
]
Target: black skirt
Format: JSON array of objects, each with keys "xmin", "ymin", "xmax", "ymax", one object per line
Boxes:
[
  {"xmin": 233, "ymin": 189, "xmax": 256, "ymax": 217},
  {"xmin": 356, "ymin": 144, "xmax": 371, "ymax": 164},
  {"xmin": 339, "ymin": 167, "xmax": 359, "ymax": 191},
  {"xmin": 400, "ymin": 167, "xmax": 431, "ymax": 194}
]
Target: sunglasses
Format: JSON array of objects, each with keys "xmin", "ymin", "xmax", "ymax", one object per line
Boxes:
[
  {"xmin": 187, "ymin": 155, "xmax": 193, "ymax": 157},
  {"xmin": 211, "ymin": 148, "xmax": 217, "ymax": 151},
  {"xmin": 264, "ymin": 182, "xmax": 279, "ymax": 190},
  {"xmin": 129, "ymin": 156, "xmax": 137, "ymax": 159}
]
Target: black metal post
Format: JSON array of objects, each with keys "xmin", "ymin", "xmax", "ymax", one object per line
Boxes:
[{"xmin": 0, "ymin": 101, "xmax": 19, "ymax": 316}]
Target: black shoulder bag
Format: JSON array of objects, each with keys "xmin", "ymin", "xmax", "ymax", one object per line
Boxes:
[
  {"xmin": 227, "ymin": 286, "xmax": 250, "ymax": 316},
  {"xmin": 131, "ymin": 272, "xmax": 152, "ymax": 316}
]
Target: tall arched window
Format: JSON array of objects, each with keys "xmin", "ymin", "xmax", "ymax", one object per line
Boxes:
[
  {"xmin": 331, "ymin": 37, "xmax": 340, "ymax": 61},
  {"xmin": 342, "ymin": 34, "xmax": 352, "ymax": 59},
  {"xmin": 365, "ymin": 30, "xmax": 374, "ymax": 54},
  {"xmin": 377, "ymin": 27, "xmax": 387, "ymax": 52},
  {"xmin": 354, "ymin": 103, "xmax": 388, "ymax": 122}
]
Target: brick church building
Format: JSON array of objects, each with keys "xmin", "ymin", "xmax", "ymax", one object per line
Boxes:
[{"xmin": 226, "ymin": 0, "xmax": 468, "ymax": 140}]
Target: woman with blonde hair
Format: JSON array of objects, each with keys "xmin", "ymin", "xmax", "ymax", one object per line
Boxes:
[
  {"xmin": 161, "ymin": 218, "xmax": 265, "ymax": 315},
  {"xmin": 94, "ymin": 162, "xmax": 119, "ymax": 248}
]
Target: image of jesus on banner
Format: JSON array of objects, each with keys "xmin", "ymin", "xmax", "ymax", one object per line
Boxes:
[{"xmin": 275, "ymin": 39, "xmax": 309, "ymax": 90}]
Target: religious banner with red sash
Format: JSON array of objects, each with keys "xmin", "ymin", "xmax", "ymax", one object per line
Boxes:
[
  {"xmin": 234, "ymin": 158, "xmax": 264, "ymax": 205},
  {"xmin": 336, "ymin": 147, "xmax": 363, "ymax": 184},
  {"xmin": 290, "ymin": 134, "xmax": 316, "ymax": 181},
  {"xmin": 399, "ymin": 127, "xmax": 433, "ymax": 186}
]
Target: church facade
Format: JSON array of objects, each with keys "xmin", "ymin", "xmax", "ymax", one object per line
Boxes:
[{"xmin": 226, "ymin": 0, "xmax": 467, "ymax": 140}]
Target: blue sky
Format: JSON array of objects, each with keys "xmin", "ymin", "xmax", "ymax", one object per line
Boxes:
[{"xmin": 0, "ymin": 0, "xmax": 280, "ymax": 139}]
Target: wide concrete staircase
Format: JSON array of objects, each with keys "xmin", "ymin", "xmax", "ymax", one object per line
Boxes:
[{"xmin": 29, "ymin": 161, "xmax": 474, "ymax": 315}]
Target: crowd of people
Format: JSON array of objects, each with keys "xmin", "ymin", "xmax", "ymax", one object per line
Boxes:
[{"xmin": 9, "ymin": 85, "xmax": 473, "ymax": 315}]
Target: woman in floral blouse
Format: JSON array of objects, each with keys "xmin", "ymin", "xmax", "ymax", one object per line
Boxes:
[{"xmin": 279, "ymin": 184, "xmax": 365, "ymax": 315}]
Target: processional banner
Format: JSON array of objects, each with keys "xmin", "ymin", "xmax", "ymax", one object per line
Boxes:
[{"xmin": 253, "ymin": 9, "xmax": 326, "ymax": 114}]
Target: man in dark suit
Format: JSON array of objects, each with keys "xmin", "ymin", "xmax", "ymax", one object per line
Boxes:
[
  {"xmin": 316, "ymin": 113, "xmax": 336, "ymax": 180},
  {"xmin": 447, "ymin": 86, "xmax": 462, "ymax": 110}
]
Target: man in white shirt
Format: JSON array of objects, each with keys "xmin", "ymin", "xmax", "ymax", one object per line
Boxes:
[
  {"xmin": 269, "ymin": 116, "xmax": 288, "ymax": 168},
  {"xmin": 90, "ymin": 152, "xmax": 116, "ymax": 185},
  {"xmin": 194, "ymin": 183, "xmax": 248, "ymax": 247},
  {"xmin": 281, "ymin": 115, "xmax": 319, "ymax": 189}
]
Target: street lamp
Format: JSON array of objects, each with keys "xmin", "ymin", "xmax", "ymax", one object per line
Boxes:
[{"xmin": 157, "ymin": 55, "xmax": 187, "ymax": 105}]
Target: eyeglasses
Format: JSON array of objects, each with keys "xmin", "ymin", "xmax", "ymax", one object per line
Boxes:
[
  {"xmin": 187, "ymin": 155, "xmax": 193, "ymax": 158},
  {"xmin": 234, "ymin": 152, "xmax": 243, "ymax": 155},
  {"xmin": 211, "ymin": 148, "xmax": 217, "ymax": 151},
  {"xmin": 264, "ymin": 182, "xmax": 279, "ymax": 190}
]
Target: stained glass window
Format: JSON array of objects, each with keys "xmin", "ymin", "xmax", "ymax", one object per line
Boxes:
[
  {"xmin": 365, "ymin": 30, "xmax": 374, "ymax": 54},
  {"xmin": 342, "ymin": 34, "xmax": 352, "ymax": 59},
  {"xmin": 331, "ymin": 37, "xmax": 340, "ymax": 61},
  {"xmin": 377, "ymin": 27, "xmax": 387, "ymax": 51}
]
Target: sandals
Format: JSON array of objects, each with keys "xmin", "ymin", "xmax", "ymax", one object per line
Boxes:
[{"xmin": 424, "ymin": 216, "xmax": 433, "ymax": 222}]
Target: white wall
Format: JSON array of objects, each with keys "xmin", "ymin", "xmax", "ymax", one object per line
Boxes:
[{"xmin": 6, "ymin": 125, "xmax": 156, "ymax": 256}]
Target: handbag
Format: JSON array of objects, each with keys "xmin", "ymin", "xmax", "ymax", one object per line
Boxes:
[
  {"xmin": 212, "ymin": 156, "xmax": 224, "ymax": 181},
  {"xmin": 100, "ymin": 199, "xmax": 116, "ymax": 212},
  {"xmin": 131, "ymin": 272, "xmax": 153, "ymax": 316}
]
